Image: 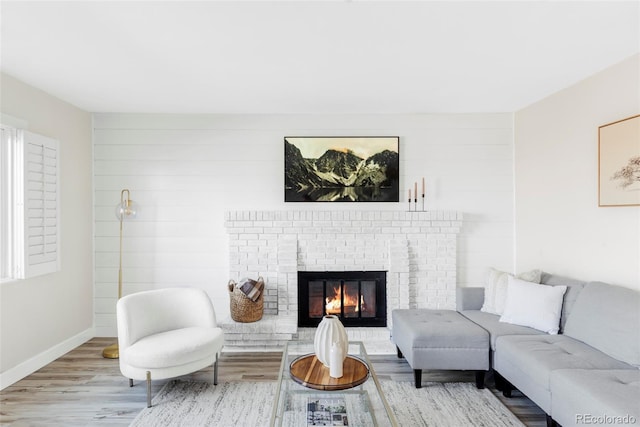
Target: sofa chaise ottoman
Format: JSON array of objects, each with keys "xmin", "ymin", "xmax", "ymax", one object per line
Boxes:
[{"xmin": 392, "ymin": 309, "xmax": 490, "ymax": 388}]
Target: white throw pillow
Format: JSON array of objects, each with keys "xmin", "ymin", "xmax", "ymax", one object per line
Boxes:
[
  {"xmin": 480, "ymin": 268, "xmax": 542, "ymax": 315},
  {"xmin": 499, "ymin": 276, "xmax": 567, "ymax": 334},
  {"xmin": 480, "ymin": 268, "xmax": 504, "ymax": 314}
]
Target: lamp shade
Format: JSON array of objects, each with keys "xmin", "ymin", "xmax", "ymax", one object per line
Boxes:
[
  {"xmin": 115, "ymin": 189, "xmax": 137, "ymax": 220},
  {"xmin": 115, "ymin": 200, "xmax": 137, "ymax": 220}
]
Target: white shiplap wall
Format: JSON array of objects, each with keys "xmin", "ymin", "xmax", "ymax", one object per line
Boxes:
[{"xmin": 93, "ymin": 114, "xmax": 514, "ymax": 336}]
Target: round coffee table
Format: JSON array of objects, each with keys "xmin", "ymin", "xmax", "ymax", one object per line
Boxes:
[{"xmin": 289, "ymin": 353, "xmax": 369, "ymax": 391}]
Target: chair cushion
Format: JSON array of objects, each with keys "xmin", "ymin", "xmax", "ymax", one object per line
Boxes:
[{"xmin": 123, "ymin": 326, "xmax": 224, "ymax": 369}]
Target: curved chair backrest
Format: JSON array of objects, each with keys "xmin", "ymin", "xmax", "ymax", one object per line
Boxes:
[{"xmin": 117, "ymin": 287, "xmax": 217, "ymax": 349}]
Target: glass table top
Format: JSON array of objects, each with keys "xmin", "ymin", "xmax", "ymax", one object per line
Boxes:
[{"xmin": 269, "ymin": 341, "xmax": 398, "ymax": 427}]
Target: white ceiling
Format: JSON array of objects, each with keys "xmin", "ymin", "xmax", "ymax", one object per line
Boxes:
[{"xmin": 1, "ymin": 1, "xmax": 638, "ymax": 114}]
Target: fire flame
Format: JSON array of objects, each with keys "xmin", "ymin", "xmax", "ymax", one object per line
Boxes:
[{"xmin": 325, "ymin": 285, "xmax": 365, "ymax": 315}]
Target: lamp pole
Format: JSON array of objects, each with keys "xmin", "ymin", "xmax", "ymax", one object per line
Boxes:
[{"xmin": 103, "ymin": 189, "xmax": 133, "ymax": 359}]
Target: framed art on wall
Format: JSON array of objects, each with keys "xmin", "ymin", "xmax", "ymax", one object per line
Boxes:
[
  {"xmin": 598, "ymin": 115, "xmax": 640, "ymax": 207},
  {"xmin": 284, "ymin": 136, "xmax": 399, "ymax": 202}
]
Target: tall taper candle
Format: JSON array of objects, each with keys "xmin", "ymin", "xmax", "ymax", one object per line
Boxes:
[
  {"xmin": 414, "ymin": 182, "xmax": 417, "ymax": 201},
  {"xmin": 422, "ymin": 177, "xmax": 425, "ymax": 197}
]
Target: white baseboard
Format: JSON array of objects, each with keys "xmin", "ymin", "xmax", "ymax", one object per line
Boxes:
[{"xmin": 0, "ymin": 327, "xmax": 94, "ymax": 390}]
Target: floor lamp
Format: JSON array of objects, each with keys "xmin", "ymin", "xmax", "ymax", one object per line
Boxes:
[{"xmin": 103, "ymin": 189, "xmax": 137, "ymax": 359}]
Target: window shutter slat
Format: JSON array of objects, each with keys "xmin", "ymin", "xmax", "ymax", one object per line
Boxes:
[{"xmin": 21, "ymin": 131, "xmax": 60, "ymax": 276}]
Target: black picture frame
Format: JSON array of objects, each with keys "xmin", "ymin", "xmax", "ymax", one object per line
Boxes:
[{"xmin": 284, "ymin": 136, "xmax": 400, "ymax": 202}]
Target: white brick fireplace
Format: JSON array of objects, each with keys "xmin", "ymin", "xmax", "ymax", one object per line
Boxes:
[{"xmin": 221, "ymin": 210, "xmax": 462, "ymax": 350}]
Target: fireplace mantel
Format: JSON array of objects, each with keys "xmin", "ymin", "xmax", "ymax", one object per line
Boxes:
[{"xmin": 223, "ymin": 210, "xmax": 463, "ymax": 349}]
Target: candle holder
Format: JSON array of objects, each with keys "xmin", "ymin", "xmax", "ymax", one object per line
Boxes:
[
  {"xmin": 408, "ymin": 197, "xmax": 412, "ymax": 212},
  {"xmin": 414, "ymin": 198, "xmax": 417, "ymax": 212},
  {"xmin": 422, "ymin": 194, "xmax": 425, "ymax": 212}
]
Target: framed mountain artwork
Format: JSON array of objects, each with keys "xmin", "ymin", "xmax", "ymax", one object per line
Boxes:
[
  {"xmin": 598, "ymin": 115, "xmax": 640, "ymax": 207},
  {"xmin": 284, "ymin": 136, "xmax": 399, "ymax": 202}
]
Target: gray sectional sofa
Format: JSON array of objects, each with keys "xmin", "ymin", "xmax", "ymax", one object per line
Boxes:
[{"xmin": 456, "ymin": 273, "xmax": 640, "ymax": 427}]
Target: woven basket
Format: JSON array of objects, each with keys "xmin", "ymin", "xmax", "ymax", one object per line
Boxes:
[{"xmin": 228, "ymin": 277, "xmax": 264, "ymax": 323}]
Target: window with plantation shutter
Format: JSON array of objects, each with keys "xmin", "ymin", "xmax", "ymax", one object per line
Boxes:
[{"xmin": 1, "ymin": 125, "xmax": 60, "ymax": 281}]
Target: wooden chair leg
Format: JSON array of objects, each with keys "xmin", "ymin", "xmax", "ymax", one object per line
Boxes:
[
  {"xmin": 146, "ymin": 371, "xmax": 152, "ymax": 408},
  {"xmin": 396, "ymin": 346, "xmax": 403, "ymax": 359}
]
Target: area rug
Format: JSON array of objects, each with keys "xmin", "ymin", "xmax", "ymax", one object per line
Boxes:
[
  {"xmin": 130, "ymin": 380, "xmax": 525, "ymax": 427},
  {"xmin": 381, "ymin": 381, "xmax": 524, "ymax": 427}
]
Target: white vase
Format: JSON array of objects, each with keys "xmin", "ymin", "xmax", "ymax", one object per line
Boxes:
[{"xmin": 314, "ymin": 315, "xmax": 348, "ymax": 367}]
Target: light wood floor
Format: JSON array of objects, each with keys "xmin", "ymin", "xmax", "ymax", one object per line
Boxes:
[{"xmin": 0, "ymin": 337, "xmax": 546, "ymax": 426}]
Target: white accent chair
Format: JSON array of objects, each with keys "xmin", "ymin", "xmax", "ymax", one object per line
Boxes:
[{"xmin": 116, "ymin": 287, "xmax": 224, "ymax": 407}]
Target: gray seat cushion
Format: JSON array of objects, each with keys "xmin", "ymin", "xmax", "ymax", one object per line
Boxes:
[
  {"xmin": 460, "ymin": 310, "xmax": 544, "ymax": 350},
  {"xmin": 494, "ymin": 335, "xmax": 634, "ymax": 413},
  {"xmin": 392, "ymin": 309, "xmax": 489, "ymax": 371},
  {"xmin": 550, "ymin": 369, "xmax": 640, "ymax": 427}
]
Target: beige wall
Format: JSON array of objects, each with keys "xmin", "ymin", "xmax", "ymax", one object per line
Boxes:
[
  {"xmin": 0, "ymin": 73, "xmax": 93, "ymax": 386},
  {"xmin": 514, "ymin": 54, "xmax": 640, "ymax": 289}
]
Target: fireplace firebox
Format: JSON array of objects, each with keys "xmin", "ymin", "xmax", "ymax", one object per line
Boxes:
[{"xmin": 297, "ymin": 271, "xmax": 387, "ymax": 327}]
